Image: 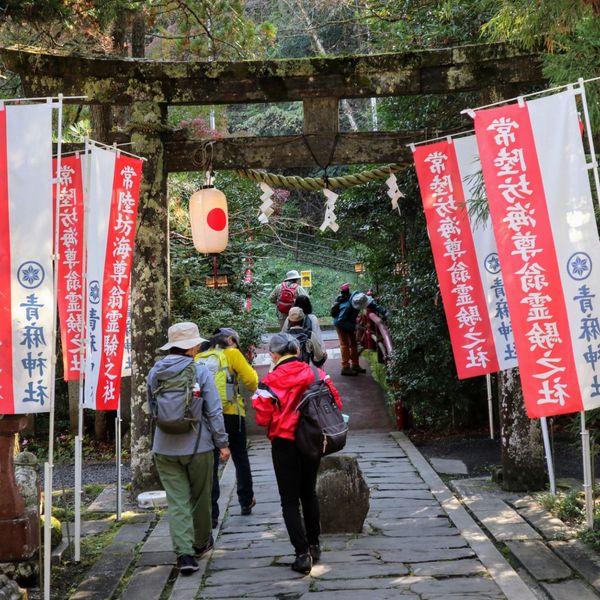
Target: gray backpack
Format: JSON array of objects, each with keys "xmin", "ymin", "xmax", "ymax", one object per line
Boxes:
[{"xmin": 152, "ymin": 363, "xmax": 199, "ymax": 434}]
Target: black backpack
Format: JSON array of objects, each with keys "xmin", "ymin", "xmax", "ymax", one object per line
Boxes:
[
  {"xmin": 295, "ymin": 366, "xmax": 348, "ymax": 460},
  {"xmin": 289, "ymin": 327, "xmax": 311, "ymax": 364}
]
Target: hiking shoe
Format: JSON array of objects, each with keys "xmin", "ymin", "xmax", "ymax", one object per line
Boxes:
[
  {"xmin": 291, "ymin": 552, "xmax": 312, "ymax": 575},
  {"xmin": 352, "ymin": 365, "xmax": 366, "ymax": 374},
  {"xmin": 340, "ymin": 367, "xmax": 357, "ymax": 376},
  {"xmin": 193, "ymin": 535, "xmax": 214, "ymax": 559},
  {"xmin": 177, "ymin": 554, "xmax": 199, "ymax": 575},
  {"xmin": 309, "ymin": 544, "xmax": 321, "ymax": 563},
  {"xmin": 241, "ymin": 497, "xmax": 256, "ymax": 516}
]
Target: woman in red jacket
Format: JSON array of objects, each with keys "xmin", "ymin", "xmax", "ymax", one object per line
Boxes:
[{"xmin": 252, "ymin": 333, "xmax": 342, "ymax": 575}]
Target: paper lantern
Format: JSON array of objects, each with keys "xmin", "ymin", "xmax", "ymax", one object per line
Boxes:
[{"xmin": 189, "ymin": 186, "xmax": 229, "ymax": 253}]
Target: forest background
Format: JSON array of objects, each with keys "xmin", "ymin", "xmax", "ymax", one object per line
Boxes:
[{"xmin": 1, "ymin": 0, "xmax": 600, "ymax": 449}]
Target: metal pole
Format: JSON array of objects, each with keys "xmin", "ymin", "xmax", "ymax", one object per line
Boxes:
[
  {"xmin": 44, "ymin": 93, "xmax": 64, "ymax": 600},
  {"xmin": 486, "ymin": 374, "xmax": 494, "ymax": 439},
  {"xmin": 43, "ymin": 462, "xmax": 52, "ymax": 600},
  {"xmin": 75, "ymin": 140, "xmax": 92, "ymax": 561},
  {"xmin": 116, "ymin": 407, "xmax": 122, "ymax": 521},
  {"xmin": 540, "ymin": 417, "xmax": 556, "ymax": 495},
  {"xmin": 580, "ymin": 412, "xmax": 595, "ymax": 529}
]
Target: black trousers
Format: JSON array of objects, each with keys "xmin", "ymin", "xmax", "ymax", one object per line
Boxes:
[
  {"xmin": 271, "ymin": 436, "xmax": 321, "ymax": 555},
  {"xmin": 212, "ymin": 414, "xmax": 254, "ymax": 519}
]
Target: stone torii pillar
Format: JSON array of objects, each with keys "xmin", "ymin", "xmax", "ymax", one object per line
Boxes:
[{"xmin": 129, "ymin": 101, "xmax": 170, "ymax": 493}]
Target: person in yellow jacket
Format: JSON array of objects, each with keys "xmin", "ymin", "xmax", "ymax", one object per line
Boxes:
[{"xmin": 196, "ymin": 327, "xmax": 258, "ymax": 527}]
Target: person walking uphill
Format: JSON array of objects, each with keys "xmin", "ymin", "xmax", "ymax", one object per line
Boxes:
[
  {"xmin": 147, "ymin": 322, "xmax": 230, "ymax": 575},
  {"xmin": 197, "ymin": 328, "xmax": 258, "ymax": 528},
  {"xmin": 331, "ymin": 284, "xmax": 369, "ymax": 376},
  {"xmin": 269, "ymin": 270, "xmax": 308, "ymax": 327},
  {"xmin": 252, "ymin": 333, "xmax": 342, "ymax": 575}
]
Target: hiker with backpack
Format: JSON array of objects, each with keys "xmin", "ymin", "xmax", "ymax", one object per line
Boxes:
[
  {"xmin": 251, "ymin": 333, "xmax": 343, "ymax": 576},
  {"xmin": 331, "ymin": 284, "xmax": 370, "ymax": 376},
  {"xmin": 196, "ymin": 328, "xmax": 258, "ymax": 528},
  {"xmin": 147, "ymin": 322, "xmax": 230, "ymax": 575},
  {"xmin": 286, "ymin": 306, "xmax": 327, "ymax": 367},
  {"xmin": 282, "ymin": 295, "xmax": 324, "ymax": 350},
  {"xmin": 269, "ymin": 270, "xmax": 308, "ymax": 327}
]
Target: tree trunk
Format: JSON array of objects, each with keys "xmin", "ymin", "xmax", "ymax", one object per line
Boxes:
[
  {"xmin": 498, "ymin": 367, "xmax": 546, "ymax": 491},
  {"xmin": 129, "ymin": 101, "xmax": 169, "ymax": 495}
]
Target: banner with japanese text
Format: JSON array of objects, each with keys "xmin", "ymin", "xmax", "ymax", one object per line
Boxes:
[
  {"xmin": 413, "ymin": 140, "xmax": 499, "ymax": 378},
  {"xmin": 474, "ymin": 89, "xmax": 600, "ymax": 417},
  {"xmin": 55, "ymin": 154, "xmax": 85, "ymax": 381},
  {"xmin": 0, "ymin": 103, "xmax": 54, "ymax": 414},
  {"xmin": 84, "ymin": 147, "xmax": 141, "ymax": 410},
  {"xmin": 454, "ymin": 135, "xmax": 518, "ymax": 372}
]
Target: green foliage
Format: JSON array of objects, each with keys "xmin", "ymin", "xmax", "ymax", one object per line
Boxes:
[
  {"xmin": 169, "ymin": 170, "xmax": 267, "ymax": 348},
  {"xmin": 250, "ymin": 255, "xmax": 359, "ymax": 323}
]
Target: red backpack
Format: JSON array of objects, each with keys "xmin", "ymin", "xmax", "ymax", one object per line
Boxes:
[{"xmin": 277, "ymin": 282, "xmax": 298, "ymax": 314}]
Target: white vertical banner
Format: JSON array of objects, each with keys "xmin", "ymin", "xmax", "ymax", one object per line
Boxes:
[
  {"xmin": 83, "ymin": 145, "xmax": 115, "ymax": 409},
  {"xmin": 0, "ymin": 103, "xmax": 54, "ymax": 414},
  {"xmin": 528, "ymin": 89, "xmax": 600, "ymax": 410},
  {"xmin": 83, "ymin": 145, "xmax": 141, "ymax": 410},
  {"xmin": 454, "ymin": 135, "xmax": 518, "ymax": 371}
]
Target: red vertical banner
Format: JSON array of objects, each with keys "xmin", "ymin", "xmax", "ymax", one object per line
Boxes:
[
  {"xmin": 0, "ymin": 107, "xmax": 14, "ymax": 413},
  {"xmin": 95, "ymin": 155, "xmax": 142, "ymax": 410},
  {"xmin": 54, "ymin": 154, "xmax": 85, "ymax": 380},
  {"xmin": 413, "ymin": 140, "xmax": 499, "ymax": 378},
  {"xmin": 474, "ymin": 102, "xmax": 582, "ymax": 417}
]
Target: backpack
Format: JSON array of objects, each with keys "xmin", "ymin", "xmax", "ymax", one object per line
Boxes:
[
  {"xmin": 333, "ymin": 293, "xmax": 358, "ymax": 330},
  {"xmin": 152, "ymin": 362, "xmax": 199, "ymax": 434},
  {"xmin": 295, "ymin": 367, "xmax": 348, "ymax": 460},
  {"xmin": 289, "ymin": 327, "xmax": 312, "ymax": 364},
  {"xmin": 277, "ymin": 282, "xmax": 298, "ymax": 314},
  {"xmin": 196, "ymin": 348, "xmax": 236, "ymax": 406}
]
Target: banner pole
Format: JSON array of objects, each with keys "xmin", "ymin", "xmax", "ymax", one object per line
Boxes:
[
  {"xmin": 43, "ymin": 462, "xmax": 52, "ymax": 600},
  {"xmin": 116, "ymin": 406, "xmax": 122, "ymax": 521},
  {"xmin": 75, "ymin": 139, "xmax": 92, "ymax": 561},
  {"xmin": 580, "ymin": 412, "xmax": 595, "ymax": 529},
  {"xmin": 44, "ymin": 93, "xmax": 64, "ymax": 600},
  {"xmin": 486, "ymin": 374, "xmax": 494, "ymax": 439},
  {"xmin": 540, "ymin": 417, "xmax": 556, "ymax": 495},
  {"xmin": 578, "ymin": 78, "xmax": 600, "ymax": 213}
]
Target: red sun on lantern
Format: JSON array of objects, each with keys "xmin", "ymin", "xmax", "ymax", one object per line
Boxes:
[{"xmin": 189, "ymin": 186, "xmax": 229, "ymax": 253}]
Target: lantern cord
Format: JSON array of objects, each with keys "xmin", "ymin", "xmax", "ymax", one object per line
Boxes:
[{"xmin": 233, "ymin": 162, "xmax": 409, "ymax": 190}]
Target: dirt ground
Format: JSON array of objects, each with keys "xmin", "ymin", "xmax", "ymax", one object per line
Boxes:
[{"xmin": 411, "ymin": 429, "xmax": 598, "ymax": 481}]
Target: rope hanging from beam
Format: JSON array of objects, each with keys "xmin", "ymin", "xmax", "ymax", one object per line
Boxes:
[{"xmin": 233, "ymin": 162, "xmax": 409, "ymax": 190}]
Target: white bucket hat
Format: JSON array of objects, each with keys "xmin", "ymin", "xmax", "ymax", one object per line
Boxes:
[
  {"xmin": 285, "ymin": 270, "xmax": 301, "ymax": 281},
  {"xmin": 159, "ymin": 322, "xmax": 207, "ymax": 351}
]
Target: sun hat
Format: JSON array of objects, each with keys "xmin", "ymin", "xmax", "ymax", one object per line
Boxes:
[
  {"xmin": 269, "ymin": 332, "xmax": 299, "ymax": 356},
  {"xmin": 159, "ymin": 322, "xmax": 207, "ymax": 351},
  {"xmin": 351, "ymin": 292, "xmax": 369, "ymax": 311},
  {"xmin": 217, "ymin": 327, "xmax": 240, "ymax": 344},
  {"xmin": 285, "ymin": 270, "xmax": 301, "ymax": 281},
  {"xmin": 288, "ymin": 307, "xmax": 305, "ymax": 322}
]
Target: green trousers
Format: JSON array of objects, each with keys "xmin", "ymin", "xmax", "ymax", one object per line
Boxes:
[{"xmin": 154, "ymin": 450, "xmax": 214, "ymax": 557}]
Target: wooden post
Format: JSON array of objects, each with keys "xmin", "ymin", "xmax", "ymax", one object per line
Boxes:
[
  {"xmin": 129, "ymin": 101, "xmax": 170, "ymax": 494},
  {"xmin": 303, "ymin": 97, "xmax": 339, "ymax": 168},
  {"xmin": 0, "ymin": 416, "xmax": 39, "ymax": 560}
]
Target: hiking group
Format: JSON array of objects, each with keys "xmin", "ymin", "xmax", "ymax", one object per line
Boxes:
[{"xmin": 146, "ymin": 270, "xmax": 380, "ymax": 577}]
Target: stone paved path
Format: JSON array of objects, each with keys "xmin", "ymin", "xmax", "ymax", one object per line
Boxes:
[{"xmin": 129, "ymin": 430, "xmax": 536, "ymax": 600}]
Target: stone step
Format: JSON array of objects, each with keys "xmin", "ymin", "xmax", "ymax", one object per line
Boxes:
[{"xmin": 121, "ymin": 565, "xmax": 173, "ymax": 600}]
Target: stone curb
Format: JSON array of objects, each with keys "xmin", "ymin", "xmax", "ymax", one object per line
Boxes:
[
  {"xmin": 391, "ymin": 431, "xmax": 537, "ymax": 600},
  {"xmin": 167, "ymin": 455, "xmax": 237, "ymax": 600}
]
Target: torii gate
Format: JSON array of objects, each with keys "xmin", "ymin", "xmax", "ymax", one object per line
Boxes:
[{"xmin": 0, "ymin": 42, "xmax": 545, "ymax": 491}]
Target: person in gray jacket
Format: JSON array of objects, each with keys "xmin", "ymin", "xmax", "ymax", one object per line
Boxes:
[{"xmin": 147, "ymin": 322, "xmax": 230, "ymax": 575}]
